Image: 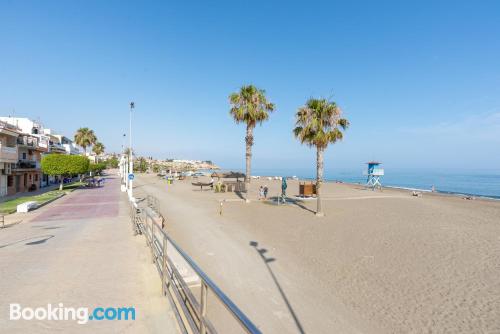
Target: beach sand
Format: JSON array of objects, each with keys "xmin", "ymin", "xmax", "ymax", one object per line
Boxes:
[{"xmin": 134, "ymin": 174, "xmax": 500, "ymax": 333}]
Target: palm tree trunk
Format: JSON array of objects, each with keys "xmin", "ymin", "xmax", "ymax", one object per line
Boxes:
[
  {"xmin": 245, "ymin": 124, "xmax": 254, "ymax": 203},
  {"xmin": 316, "ymin": 146, "xmax": 324, "ymax": 216}
]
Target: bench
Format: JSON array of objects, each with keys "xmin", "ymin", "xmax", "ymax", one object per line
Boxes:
[{"xmin": 17, "ymin": 201, "xmax": 39, "ymax": 213}]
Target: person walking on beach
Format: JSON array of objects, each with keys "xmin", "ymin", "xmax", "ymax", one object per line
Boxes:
[
  {"xmin": 259, "ymin": 186, "xmax": 264, "ymax": 200},
  {"xmin": 263, "ymin": 185, "xmax": 268, "ymax": 199},
  {"xmin": 281, "ymin": 177, "xmax": 287, "ymax": 203}
]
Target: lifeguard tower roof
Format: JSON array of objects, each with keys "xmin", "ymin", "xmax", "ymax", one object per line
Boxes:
[{"xmin": 366, "ymin": 161, "xmax": 381, "ymax": 165}]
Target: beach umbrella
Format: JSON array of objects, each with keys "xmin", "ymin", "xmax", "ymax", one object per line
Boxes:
[
  {"xmin": 211, "ymin": 172, "xmax": 221, "ymax": 180},
  {"xmin": 224, "ymin": 171, "xmax": 246, "ymax": 181}
]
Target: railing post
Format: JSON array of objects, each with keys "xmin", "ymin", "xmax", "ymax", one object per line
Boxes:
[
  {"xmin": 200, "ymin": 281, "xmax": 208, "ymax": 334},
  {"xmin": 151, "ymin": 218, "xmax": 155, "ymax": 263},
  {"xmin": 145, "ymin": 214, "xmax": 149, "ymax": 246},
  {"xmin": 162, "ymin": 235, "xmax": 168, "ymax": 296}
]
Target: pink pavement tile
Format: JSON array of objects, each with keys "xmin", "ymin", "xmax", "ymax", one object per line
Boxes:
[{"xmin": 30, "ymin": 177, "xmax": 121, "ymax": 222}]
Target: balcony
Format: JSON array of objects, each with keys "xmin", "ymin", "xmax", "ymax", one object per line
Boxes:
[
  {"xmin": 0, "ymin": 144, "xmax": 18, "ymax": 163},
  {"xmin": 17, "ymin": 136, "xmax": 36, "ymax": 147},
  {"xmin": 49, "ymin": 143, "xmax": 66, "ymax": 153},
  {"xmin": 14, "ymin": 159, "xmax": 40, "ymax": 170}
]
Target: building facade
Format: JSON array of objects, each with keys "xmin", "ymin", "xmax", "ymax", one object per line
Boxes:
[
  {"xmin": 8, "ymin": 134, "xmax": 48, "ymax": 195},
  {"xmin": 0, "ymin": 117, "xmax": 82, "ymax": 198},
  {"xmin": 0, "ymin": 121, "xmax": 20, "ymax": 196}
]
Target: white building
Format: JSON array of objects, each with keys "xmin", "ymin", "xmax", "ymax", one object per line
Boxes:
[
  {"xmin": 0, "ymin": 117, "xmax": 50, "ymax": 151},
  {"xmin": 44, "ymin": 129, "xmax": 81, "ymax": 155},
  {"xmin": 0, "ymin": 117, "xmax": 82, "ymax": 190},
  {"xmin": 0, "ymin": 121, "xmax": 20, "ymax": 196}
]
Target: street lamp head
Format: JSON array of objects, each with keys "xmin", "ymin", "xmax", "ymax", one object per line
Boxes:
[{"xmin": 130, "ymin": 102, "xmax": 135, "ymax": 109}]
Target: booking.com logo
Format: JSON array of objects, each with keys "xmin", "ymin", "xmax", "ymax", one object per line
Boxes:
[{"xmin": 9, "ymin": 303, "xmax": 135, "ymax": 324}]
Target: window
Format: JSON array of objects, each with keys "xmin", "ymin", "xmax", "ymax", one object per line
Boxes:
[
  {"xmin": 35, "ymin": 174, "xmax": 39, "ymax": 182},
  {"xmin": 7, "ymin": 176, "xmax": 13, "ymax": 187},
  {"xmin": 22, "ymin": 152, "xmax": 27, "ymax": 160}
]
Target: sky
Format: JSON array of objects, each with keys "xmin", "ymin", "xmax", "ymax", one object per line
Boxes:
[{"xmin": 1, "ymin": 0, "xmax": 499, "ymax": 172}]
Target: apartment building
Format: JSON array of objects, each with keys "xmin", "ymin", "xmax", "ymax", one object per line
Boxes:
[
  {"xmin": 44, "ymin": 129, "xmax": 81, "ymax": 155},
  {"xmin": 0, "ymin": 121, "xmax": 20, "ymax": 196},
  {"xmin": 11, "ymin": 133, "xmax": 48, "ymax": 194},
  {"xmin": 0, "ymin": 117, "xmax": 82, "ymax": 197}
]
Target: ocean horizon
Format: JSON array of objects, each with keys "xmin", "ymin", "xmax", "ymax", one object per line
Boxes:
[{"xmin": 219, "ymin": 167, "xmax": 500, "ymax": 199}]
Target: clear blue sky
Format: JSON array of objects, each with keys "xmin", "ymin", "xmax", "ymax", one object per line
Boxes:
[{"xmin": 1, "ymin": 0, "xmax": 499, "ymax": 171}]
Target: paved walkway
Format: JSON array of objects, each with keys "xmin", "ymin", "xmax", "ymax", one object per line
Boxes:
[{"xmin": 0, "ymin": 174, "xmax": 179, "ymax": 333}]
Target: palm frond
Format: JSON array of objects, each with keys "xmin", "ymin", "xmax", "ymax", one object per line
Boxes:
[
  {"xmin": 292, "ymin": 97, "xmax": 349, "ymax": 149},
  {"xmin": 228, "ymin": 84, "xmax": 275, "ymax": 128}
]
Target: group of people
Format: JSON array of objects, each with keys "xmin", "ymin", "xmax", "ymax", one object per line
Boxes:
[
  {"xmin": 259, "ymin": 178, "xmax": 288, "ymax": 202},
  {"xmin": 86, "ymin": 176, "xmax": 104, "ymax": 187},
  {"xmin": 258, "ymin": 185, "xmax": 269, "ymax": 200}
]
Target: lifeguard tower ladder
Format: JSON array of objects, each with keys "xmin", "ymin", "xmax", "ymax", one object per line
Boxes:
[{"xmin": 365, "ymin": 161, "xmax": 384, "ymax": 190}]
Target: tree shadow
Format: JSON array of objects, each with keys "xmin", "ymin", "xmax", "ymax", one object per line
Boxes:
[
  {"xmin": 0, "ymin": 235, "xmax": 55, "ymax": 249},
  {"xmin": 290, "ymin": 199, "xmax": 315, "ymax": 214},
  {"xmin": 249, "ymin": 241, "xmax": 306, "ymax": 334},
  {"xmin": 265, "ymin": 197, "xmax": 315, "ymax": 214}
]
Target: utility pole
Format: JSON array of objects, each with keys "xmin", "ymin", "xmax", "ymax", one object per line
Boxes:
[
  {"xmin": 122, "ymin": 133, "xmax": 126, "ymax": 184},
  {"xmin": 129, "ymin": 102, "xmax": 134, "ymax": 199}
]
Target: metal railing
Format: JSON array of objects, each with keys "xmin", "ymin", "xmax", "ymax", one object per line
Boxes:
[
  {"xmin": 15, "ymin": 160, "xmax": 38, "ymax": 169},
  {"xmin": 130, "ymin": 199, "xmax": 261, "ymax": 334}
]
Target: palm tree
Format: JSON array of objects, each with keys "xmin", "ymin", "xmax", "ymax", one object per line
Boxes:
[
  {"xmin": 74, "ymin": 127, "xmax": 97, "ymax": 155},
  {"xmin": 92, "ymin": 142, "xmax": 105, "ymax": 155},
  {"xmin": 124, "ymin": 147, "xmax": 133, "ymax": 156},
  {"xmin": 229, "ymin": 85, "xmax": 275, "ymax": 202},
  {"xmin": 293, "ymin": 98, "xmax": 349, "ymax": 216}
]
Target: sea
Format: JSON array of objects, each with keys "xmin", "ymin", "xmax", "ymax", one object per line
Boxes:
[{"xmin": 219, "ymin": 167, "xmax": 500, "ymax": 200}]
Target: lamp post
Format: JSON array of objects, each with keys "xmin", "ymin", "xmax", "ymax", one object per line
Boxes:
[
  {"xmin": 129, "ymin": 102, "xmax": 134, "ymax": 198},
  {"xmin": 122, "ymin": 133, "xmax": 126, "ymax": 183}
]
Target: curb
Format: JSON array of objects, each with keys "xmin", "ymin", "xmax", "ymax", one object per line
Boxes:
[{"xmin": 36, "ymin": 192, "xmax": 66, "ymax": 210}]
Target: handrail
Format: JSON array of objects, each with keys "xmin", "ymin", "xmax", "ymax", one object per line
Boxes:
[
  {"xmin": 131, "ymin": 198, "xmax": 261, "ymax": 334},
  {"xmin": 159, "ymin": 220, "xmax": 261, "ymax": 334}
]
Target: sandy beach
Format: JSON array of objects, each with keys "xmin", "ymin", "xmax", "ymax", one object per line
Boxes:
[{"xmin": 133, "ymin": 174, "xmax": 500, "ymax": 333}]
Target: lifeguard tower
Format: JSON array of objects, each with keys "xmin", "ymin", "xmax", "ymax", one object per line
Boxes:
[{"xmin": 365, "ymin": 161, "xmax": 384, "ymax": 190}]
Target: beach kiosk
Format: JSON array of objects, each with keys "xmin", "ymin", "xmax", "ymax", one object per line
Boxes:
[{"xmin": 365, "ymin": 161, "xmax": 384, "ymax": 190}]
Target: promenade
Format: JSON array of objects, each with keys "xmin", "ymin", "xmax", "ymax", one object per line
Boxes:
[{"xmin": 0, "ymin": 174, "xmax": 179, "ymax": 333}]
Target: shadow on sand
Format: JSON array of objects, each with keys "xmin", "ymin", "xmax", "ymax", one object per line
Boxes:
[
  {"xmin": 234, "ymin": 191, "xmax": 246, "ymax": 200},
  {"xmin": 249, "ymin": 241, "xmax": 306, "ymax": 334},
  {"xmin": 264, "ymin": 196, "xmax": 316, "ymax": 214}
]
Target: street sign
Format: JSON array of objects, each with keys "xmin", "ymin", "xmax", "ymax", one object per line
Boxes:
[{"xmin": 128, "ymin": 173, "xmax": 135, "ymax": 180}]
